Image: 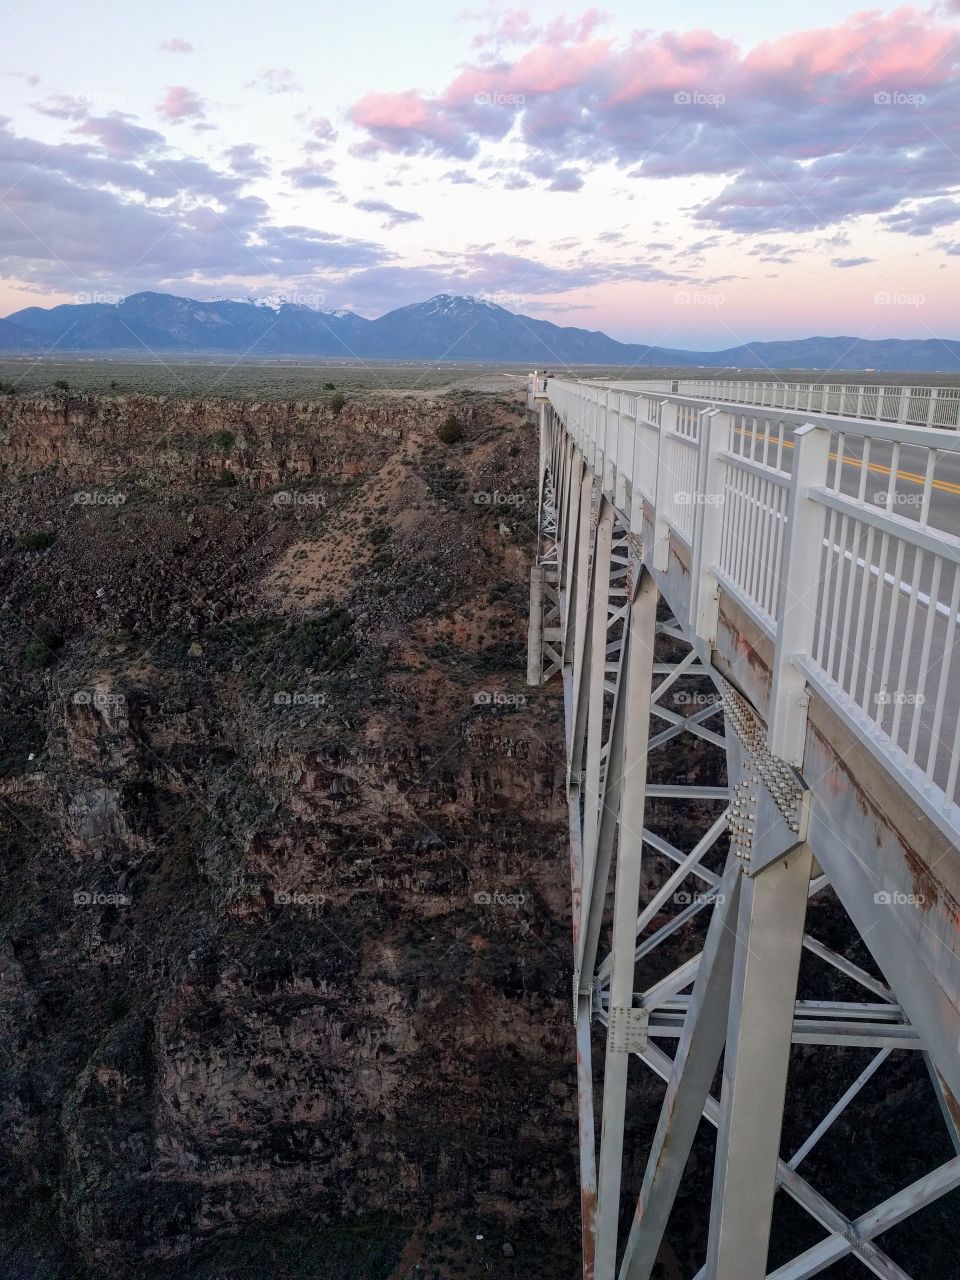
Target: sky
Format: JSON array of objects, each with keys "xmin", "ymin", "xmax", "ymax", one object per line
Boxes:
[{"xmin": 0, "ymin": 0, "xmax": 958, "ymax": 347}]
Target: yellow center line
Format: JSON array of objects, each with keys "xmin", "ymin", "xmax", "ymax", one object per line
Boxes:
[{"xmin": 732, "ymin": 427, "xmax": 960, "ymax": 496}]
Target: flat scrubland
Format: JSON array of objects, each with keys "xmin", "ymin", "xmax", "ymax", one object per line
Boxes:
[{"xmin": 1, "ymin": 357, "xmax": 958, "ymax": 400}]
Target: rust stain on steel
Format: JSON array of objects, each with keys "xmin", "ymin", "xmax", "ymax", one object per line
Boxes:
[
  {"xmin": 716, "ymin": 606, "xmax": 773, "ymax": 692},
  {"xmin": 669, "ymin": 543, "xmax": 690, "ymax": 578},
  {"xmin": 809, "ymin": 720, "xmax": 952, "ymax": 916},
  {"xmin": 580, "ymin": 1186, "xmax": 597, "ymax": 1280},
  {"xmin": 575, "ymin": 1035, "xmax": 597, "ymax": 1280},
  {"xmin": 941, "ymin": 1076, "xmax": 960, "ymax": 1133}
]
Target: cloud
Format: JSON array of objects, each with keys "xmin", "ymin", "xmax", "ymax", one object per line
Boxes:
[
  {"xmin": 160, "ymin": 37, "xmax": 193, "ymax": 53},
  {"xmin": 225, "ymin": 143, "xmax": 269, "ymax": 177},
  {"xmin": 247, "ymin": 68, "xmax": 302, "ymax": 95},
  {"xmin": 32, "ymin": 93, "xmax": 90, "ymax": 121},
  {"xmin": 156, "ymin": 86, "xmax": 206, "ymax": 120},
  {"xmin": 832, "ymin": 256, "xmax": 875, "ymax": 268},
  {"xmin": 549, "ymin": 168, "xmax": 584, "ymax": 191},
  {"xmin": 348, "ymin": 8, "xmax": 960, "ymax": 233},
  {"xmin": 325, "ymin": 238, "xmax": 676, "ymax": 313},
  {"xmin": 745, "ymin": 240, "xmax": 797, "ymax": 264},
  {"xmin": 72, "ymin": 113, "xmax": 165, "ymax": 157},
  {"xmin": 284, "ymin": 163, "xmax": 338, "ymax": 189},
  {"xmin": 471, "ymin": 6, "xmax": 609, "ymax": 50},
  {"xmin": 349, "ymin": 90, "xmax": 487, "ymax": 160},
  {"xmin": 881, "ymin": 198, "xmax": 960, "ymax": 235},
  {"xmin": 0, "ymin": 117, "xmax": 387, "ymax": 298},
  {"xmin": 355, "ymin": 198, "xmax": 422, "ymax": 227},
  {"xmin": 303, "ymin": 115, "xmax": 337, "ymax": 149}
]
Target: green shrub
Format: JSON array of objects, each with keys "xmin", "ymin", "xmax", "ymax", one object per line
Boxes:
[
  {"xmin": 290, "ymin": 603, "xmax": 355, "ymax": 669},
  {"xmin": 0, "ymin": 379, "xmax": 15, "ymax": 395},
  {"xmin": 23, "ymin": 621, "xmax": 63, "ymax": 670},
  {"xmin": 15, "ymin": 530, "xmax": 55, "ymax": 551},
  {"xmin": 322, "ymin": 381, "xmax": 336, "ymax": 391},
  {"xmin": 437, "ymin": 414, "xmax": 463, "ymax": 444},
  {"xmin": 330, "ymin": 391, "xmax": 346, "ymax": 415},
  {"xmin": 53, "ymin": 379, "xmax": 69, "ymax": 391},
  {"xmin": 212, "ymin": 429, "xmax": 235, "ymax": 450},
  {"xmin": 214, "ymin": 470, "xmax": 239, "ymax": 487}
]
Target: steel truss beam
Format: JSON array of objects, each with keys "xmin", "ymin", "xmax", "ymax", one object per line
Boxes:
[{"xmin": 528, "ymin": 402, "xmax": 960, "ymax": 1280}]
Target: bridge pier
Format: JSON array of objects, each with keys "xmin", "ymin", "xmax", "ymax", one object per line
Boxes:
[{"xmin": 705, "ymin": 842, "xmax": 813, "ymax": 1279}]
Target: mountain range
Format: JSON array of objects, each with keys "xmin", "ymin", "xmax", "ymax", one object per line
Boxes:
[{"xmin": 2, "ymin": 290, "xmax": 959, "ymax": 371}]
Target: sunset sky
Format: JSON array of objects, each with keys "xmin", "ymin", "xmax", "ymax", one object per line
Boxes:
[{"xmin": 1, "ymin": 0, "xmax": 959, "ymax": 346}]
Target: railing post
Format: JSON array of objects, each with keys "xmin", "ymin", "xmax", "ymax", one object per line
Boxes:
[
  {"xmin": 689, "ymin": 408, "xmax": 731, "ymax": 645},
  {"xmin": 768, "ymin": 422, "xmax": 831, "ymax": 765},
  {"xmin": 652, "ymin": 400, "xmax": 676, "ymax": 572},
  {"xmin": 604, "ymin": 390, "xmax": 616, "ymax": 496}
]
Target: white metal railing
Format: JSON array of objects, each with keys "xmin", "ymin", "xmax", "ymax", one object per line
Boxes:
[
  {"xmin": 625, "ymin": 377, "xmax": 960, "ymax": 430},
  {"xmin": 536, "ymin": 376, "xmax": 960, "ymax": 836}
]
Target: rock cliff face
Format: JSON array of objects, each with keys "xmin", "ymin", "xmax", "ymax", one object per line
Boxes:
[{"xmin": 0, "ymin": 390, "xmax": 581, "ymax": 1279}]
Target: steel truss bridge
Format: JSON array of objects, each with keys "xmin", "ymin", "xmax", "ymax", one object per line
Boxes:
[{"xmin": 525, "ymin": 373, "xmax": 960, "ymax": 1280}]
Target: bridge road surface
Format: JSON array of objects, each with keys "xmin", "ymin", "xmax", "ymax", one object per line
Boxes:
[{"xmin": 607, "ymin": 384, "xmax": 960, "ymax": 803}]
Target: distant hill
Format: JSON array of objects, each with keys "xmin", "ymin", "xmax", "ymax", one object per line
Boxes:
[
  {"xmin": 3, "ymin": 290, "xmax": 959, "ymax": 371},
  {"xmin": 4, "ymin": 292, "xmax": 367, "ymax": 356},
  {"xmin": 0, "ymin": 317, "xmax": 38, "ymax": 350}
]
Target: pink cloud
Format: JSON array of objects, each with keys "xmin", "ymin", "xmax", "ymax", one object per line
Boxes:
[
  {"xmin": 471, "ymin": 6, "xmax": 608, "ymax": 49},
  {"xmin": 156, "ymin": 85, "xmax": 205, "ymax": 120},
  {"xmin": 347, "ymin": 6, "xmax": 960, "ymax": 231},
  {"xmin": 160, "ymin": 37, "xmax": 193, "ymax": 53},
  {"xmin": 72, "ymin": 113, "xmax": 165, "ymax": 156}
]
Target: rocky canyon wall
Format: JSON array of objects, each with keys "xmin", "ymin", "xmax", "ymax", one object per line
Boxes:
[{"xmin": 0, "ymin": 389, "xmax": 581, "ymax": 1279}]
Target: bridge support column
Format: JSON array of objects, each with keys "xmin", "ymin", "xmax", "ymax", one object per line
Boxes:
[
  {"xmin": 595, "ymin": 566, "xmax": 659, "ymax": 1280},
  {"xmin": 619, "ymin": 859, "xmax": 743, "ymax": 1280},
  {"xmin": 705, "ymin": 843, "xmax": 814, "ymax": 1280}
]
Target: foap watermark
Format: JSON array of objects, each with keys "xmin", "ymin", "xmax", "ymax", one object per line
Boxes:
[
  {"xmin": 286, "ymin": 291, "xmax": 326, "ymax": 309},
  {"xmin": 477, "ymin": 290, "xmax": 525, "ymax": 311},
  {"xmin": 674, "ymin": 89, "xmax": 725, "ymax": 107},
  {"xmin": 874, "ymin": 290, "xmax": 925, "ymax": 308},
  {"xmin": 72, "ymin": 690, "xmax": 127, "ymax": 709},
  {"xmin": 474, "ymin": 90, "xmax": 526, "ymax": 107},
  {"xmin": 875, "ymin": 690, "xmax": 925, "ymax": 707},
  {"xmin": 273, "ymin": 690, "xmax": 327, "ymax": 707},
  {"xmin": 874, "ymin": 890, "xmax": 925, "ymax": 906},
  {"xmin": 873, "ymin": 491, "xmax": 923, "ymax": 508},
  {"xmin": 72, "ymin": 491, "xmax": 126, "ymax": 507},
  {"xmin": 274, "ymin": 888, "xmax": 326, "ymax": 906},
  {"xmin": 73, "ymin": 889, "xmax": 131, "ymax": 906},
  {"xmin": 674, "ymin": 690, "xmax": 721, "ymax": 707},
  {"xmin": 473, "ymin": 490, "xmax": 525, "ymax": 507},
  {"xmin": 674, "ymin": 890, "xmax": 725, "ymax": 906},
  {"xmin": 873, "ymin": 91, "xmax": 926, "ymax": 108},
  {"xmin": 674, "ymin": 290, "xmax": 725, "ymax": 307},
  {"xmin": 673, "ymin": 491, "xmax": 724, "ymax": 506},
  {"xmin": 273, "ymin": 490, "xmax": 325, "ymax": 507},
  {"xmin": 474, "ymin": 889, "xmax": 526, "ymax": 907},
  {"xmin": 74, "ymin": 290, "xmax": 124, "ymax": 305},
  {"xmin": 473, "ymin": 690, "xmax": 527, "ymax": 708}
]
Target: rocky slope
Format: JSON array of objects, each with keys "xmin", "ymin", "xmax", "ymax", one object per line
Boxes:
[{"xmin": 0, "ymin": 388, "xmax": 581, "ymax": 1278}]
